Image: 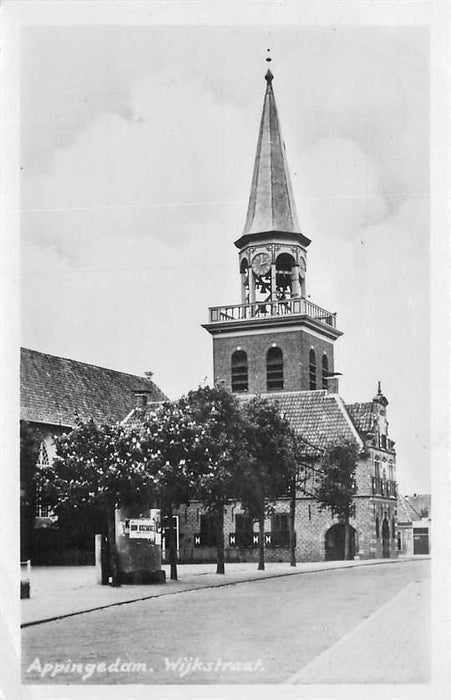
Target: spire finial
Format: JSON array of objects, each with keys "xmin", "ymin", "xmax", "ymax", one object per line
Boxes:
[
  {"xmin": 377, "ymin": 380, "xmax": 382, "ymax": 395},
  {"xmin": 265, "ymin": 48, "xmax": 273, "ymax": 84}
]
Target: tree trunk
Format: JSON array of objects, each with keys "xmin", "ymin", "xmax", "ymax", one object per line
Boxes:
[
  {"xmin": 214, "ymin": 505, "xmax": 225, "ymax": 574},
  {"xmin": 167, "ymin": 509, "xmax": 178, "ymax": 581},
  {"xmin": 344, "ymin": 518, "xmax": 350, "ymax": 561},
  {"xmin": 105, "ymin": 506, "xmax": 121, "ymax": 587},
  {"xmin": 258, "ymin": 514, "xmax": 265, "ymax": 571},
  {"xmin": 289, "ymin": 476, "xmax": 297, "ymax": 567}
]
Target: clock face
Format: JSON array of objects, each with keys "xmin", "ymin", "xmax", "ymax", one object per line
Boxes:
[{"xmin": 252, "ymin": 252, "xmax": 271, "ymax": 276}]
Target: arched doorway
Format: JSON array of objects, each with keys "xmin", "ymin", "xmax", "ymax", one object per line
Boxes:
[
  {"xmin": 324, "ymin": 523, "xmax": 356, "ymax": 561},
  {"xmin": 382, "ymin": 517, "xmax": 390, "ymax": 558}
]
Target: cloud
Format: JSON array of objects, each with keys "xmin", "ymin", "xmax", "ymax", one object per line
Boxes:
[{"xmin": 293, "ymin": 137, "xmax": 389, "ymax": 244}]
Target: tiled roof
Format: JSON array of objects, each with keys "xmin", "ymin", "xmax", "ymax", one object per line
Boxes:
[
  {"xmin": 122, "ymin": 402, "xmax": 167, "ymax": 428},
  {"xmin": 123, "ymin": 390, "xmax": 361, "ymax": 453},
  {"xmin": 346, "ymin": 402, "xmax": 375, "ymax": 434},
  {"xmin": 397, "ymin": 495, "xmax": 423, "ymax": 524},
  {"xmin": 244, "ymin": 390, "xmax": 362, "ymax": 450},
  {"xmin": 403, "ymin": 494, "xmax": 431, "ymax": 519},
  {"xmin": 20, "ymin": 348, "xmax": 168, "ymax": 428}
]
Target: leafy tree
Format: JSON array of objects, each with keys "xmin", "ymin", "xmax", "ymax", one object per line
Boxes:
[
  {"xmin": 179, "ymin": 385, "xmax": 247, "ymax": 574},
  {"xmin": 38, "ymin": 418, "xmax": 156, "ymax": 586},
  {"xmin": 315, "ymin": 441, "xmax": 359, "ymax": 560},
  {"xmin": 137, "ymin": 401, "xmax": 200, "ymax": 581},
  {"xmin": 239, "ymin": 397, "xmax": 298, "ymax": 571},
  {"xmin": 20, "ymin": 421, "xmax": 43, "ymax": 560}
]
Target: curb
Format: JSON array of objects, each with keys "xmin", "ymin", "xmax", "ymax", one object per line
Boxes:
[{"xmin": 21, "ymin": 556, "xmax": 430, "ymax": 629}]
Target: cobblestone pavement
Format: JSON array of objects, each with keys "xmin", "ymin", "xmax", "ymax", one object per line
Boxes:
[{"xmin": 22, "ymin": 559, "xmax": 430, "ymax": 685}]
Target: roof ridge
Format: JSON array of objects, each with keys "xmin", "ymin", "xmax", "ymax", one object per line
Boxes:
[{"xmin": 21, "ymin": 347, "xmax": 154, "ymax": 384}]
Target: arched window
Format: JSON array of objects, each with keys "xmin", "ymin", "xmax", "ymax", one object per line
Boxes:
[
  {"xmin": 240, "ymin": 258, "xmax": 248, "ymax": 274},
  {"xmin": 309, "ymin": 349, "xmax": 317, "ymax": 390},
  {"xmin": 275, "ymin": 253, "xmax": 296, "ymax": 299},
  {"xmin": 35, "ymin": 441, "xmax": 51, "ymax": 518},
  {"xmin": 374, "ymin": 456, "xmax": 380, "ymax": 479},
  {"xmin": 266, "ymin": 347, "xmax": 284, "ymax": 391},
  {"xmin": 375, "ymin": 516, "xmax": 380, "ymax": 538},
  {"xmin": 322, "ymin": 354, "xmax": 329, "ymax": 389},
  {"xmin": 231, "ymin": 350, "xmax": 248, "ymax": 392}
]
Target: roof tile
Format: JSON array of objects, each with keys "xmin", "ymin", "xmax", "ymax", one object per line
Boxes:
[{"xmin": 20, "ymin": 348, "xmax": 168, "ymax": 427}]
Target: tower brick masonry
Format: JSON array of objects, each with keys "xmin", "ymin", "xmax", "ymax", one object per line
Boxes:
[{"xmin": 177, "ymin": 68, "xmax": 398, "ymax": 564}]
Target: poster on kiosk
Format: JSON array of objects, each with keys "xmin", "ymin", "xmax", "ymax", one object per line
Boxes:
[
  {"xmin": 116, "ymin": 508, "xmax": 164, "ymax": 584},
  {"xmin": 127, "ymin": 510, "xmax": 161, "ymax": 545}
]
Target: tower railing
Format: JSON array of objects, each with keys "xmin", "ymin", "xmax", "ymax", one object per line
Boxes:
[{"xmin": 208, "ymin": 296, "xmax": 337, "ymax": 328}]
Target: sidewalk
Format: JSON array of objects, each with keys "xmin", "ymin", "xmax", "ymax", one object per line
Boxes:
[{"xmin": 21, "ymin": 556, "xmax": 429, "ymax": 627}]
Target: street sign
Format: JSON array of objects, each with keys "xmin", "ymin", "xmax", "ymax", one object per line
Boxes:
[{"xmin": 128, "ymin": 518, "xmax": 159, "ymax": 542}]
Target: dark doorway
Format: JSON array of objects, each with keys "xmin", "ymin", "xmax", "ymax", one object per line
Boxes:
[
  {"xmin": 413, "ymin": 527, "xmax": 429, "ymax": 555},
  {"xmin": 324, "ymin": 523, "xmax": 356, "ymax": 561},
  {"xmin": 382, "ymin": 517, "xmax": 390, "ymax": 558}
]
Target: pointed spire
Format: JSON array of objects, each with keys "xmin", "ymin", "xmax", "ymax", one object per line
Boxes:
[
  {"xmin": 242, "ymin": 69, "xmax": 301, "ymax": 237},
  {"xmin": 374, "ymin": 381, "xmax": 388, "ymax": 407},
  {"xmin": 265, "ymin": 68, "xmax": 274, "ymax": 84}
]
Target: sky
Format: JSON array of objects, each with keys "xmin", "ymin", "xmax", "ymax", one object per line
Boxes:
[{"xmin": 19, "ymin": 21, "xmax": 430, "ymax": 494}]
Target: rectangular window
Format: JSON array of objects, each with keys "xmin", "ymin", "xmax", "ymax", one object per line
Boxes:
[
  {"xmin": 270, "ymin": 513, "xmax": 289, "ymax": 546},
  {"xmin": 374, "ymin": 459, "xmax": 380, "ymax": 479},
  {"xmin": 35, "ymin": 486, "xmax": 52, "ymax": 518},
  {"xmin": 234, "ymin": 513, "xmax": 254, "ymax": 547},
  {"xmin": 199, "ymin": 513, "xmax": 216, "ymax": 547}
]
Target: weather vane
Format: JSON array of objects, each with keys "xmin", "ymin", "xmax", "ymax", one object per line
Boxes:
[{"xmin": 265, "ymin": 48, "xmax": 273, "ymax": 84}]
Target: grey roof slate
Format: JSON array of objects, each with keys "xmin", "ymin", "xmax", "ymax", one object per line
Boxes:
[
  {"xmin": 20, "ymin": 348, "xmax": 168, "ymax": 428},
  {"xmin": 244, "ymin": 390, "xmax": 361, "ymax": 450},
  {"xmin": 397, "ymin": 495, "xmax": 422, "ymax": 524},
  {"xmin": 345, "ymin": 402, "xmax": 375, "ymax": 434}
]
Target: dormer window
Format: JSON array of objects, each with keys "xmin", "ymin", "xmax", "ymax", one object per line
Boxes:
[{"xmin": 134, "ymin": 392, "xmax": 148, "ymax": 408}]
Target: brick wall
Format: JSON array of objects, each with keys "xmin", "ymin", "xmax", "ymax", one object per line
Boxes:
[
  {"xmin": 213, "ymin": 329, "xmax": 335, "ymax": 394},
  {"xmin": 174, "ymin": 495, "xmax": 398, "ymax": 564},
  {"xmin": 172, "ymin": 442, "xmax": 398, "ymax": 564}
]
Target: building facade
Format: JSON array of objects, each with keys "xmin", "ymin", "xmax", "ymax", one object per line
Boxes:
[
  {"xmin": 20, "ymin": 347, "xmax": 167, "ymax": 564},
  {"xmin": 173, "ymin": 68, "xmax": 398, "ymax": 563},
  {"xmin": 396, "ymin": 494, "xmax": 431, "ymax": 556}
]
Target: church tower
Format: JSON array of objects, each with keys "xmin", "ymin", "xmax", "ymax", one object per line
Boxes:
[{"xmin": 203, "ymin": 69, "xmax": 342, "ymax": 394}]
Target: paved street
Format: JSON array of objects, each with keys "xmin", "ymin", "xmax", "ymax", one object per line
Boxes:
[{"xmin": 22, "ymin": 559, "xmax": 429, "ymax": 685}]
